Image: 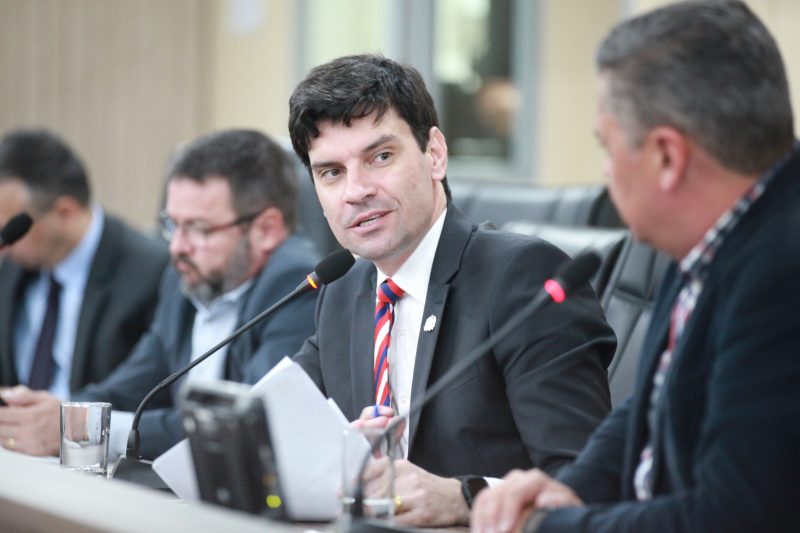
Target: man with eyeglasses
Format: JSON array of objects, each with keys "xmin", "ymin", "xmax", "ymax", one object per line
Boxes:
[
  {"xmin": 0, "ymin": 129, "xmax": 168, "ymax": 456},
  {"xmin": 0, "ymin": 129, "xmax": 320, "ymax": 460}
]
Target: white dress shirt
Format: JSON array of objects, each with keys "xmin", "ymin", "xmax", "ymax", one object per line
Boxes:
[
  {"xmin": 108, "ymin": 279, "xmax": 253, "ymax": 458},
  {"xmin": 374, "ymin": 209, "xmax": 446, "ymax": 456}
]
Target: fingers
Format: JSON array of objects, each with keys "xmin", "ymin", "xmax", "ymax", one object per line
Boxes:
[
  {"xmin": 1, "ymin": 385, "xmax": 42, "ymax": 406},
  {"xmin": 359, "ymin": 416, "xmax": 391, "ymax": 430},
  {"xmin": 0, "ymin": 401, "xmax": 25, "ymax": 427},
  {"xmin": 362, "ymin": 455, "xmax": 391, "ymax": 483},
  {"xmin": 359, "ymin": 405, "xmax": 395, "ymax": 420},
  {"xmin": 391, "ymin": 460, "xmax": 470, "ymax": 527},
  {"xmin": 0, "ymin": 392, "xmax": 61, "ymax": 457},
  {"xmin": 471, "ymin": 469, "xmax": 551, "ymax": 533},
  {"xmin": 535, "ymin": 482, "xmax": 583, "ymax": 508},
  {"xmin": 352, "ymin": 405, "xmax": 394, "ymax": 430},
  {"xmin": 362, "ymin": 456, "xmax": 392, "ymax": 498}
]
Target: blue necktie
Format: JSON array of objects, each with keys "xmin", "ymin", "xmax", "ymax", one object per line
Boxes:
[{"xmin": 28, "ymin": 274, "xmax": 61, "ymax": 390}]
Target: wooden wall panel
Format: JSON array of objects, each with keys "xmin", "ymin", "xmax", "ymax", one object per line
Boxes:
[{"xmin": 0, "ymin": 0, "xmax": 203, "ymax": 230}]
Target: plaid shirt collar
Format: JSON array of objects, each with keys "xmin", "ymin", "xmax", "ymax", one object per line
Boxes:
[{"xmin": 678, "ymin": 140, "xmax": 799, "ymax": 279}]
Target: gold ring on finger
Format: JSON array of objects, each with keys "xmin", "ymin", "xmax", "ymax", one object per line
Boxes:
[{"xmin": 394, "ymin": 495, "xmax": 404, "ymax": 515}]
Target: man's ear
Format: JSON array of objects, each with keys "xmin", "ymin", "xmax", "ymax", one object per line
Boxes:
[
  {"xmin": 427, "ymin": 126, "xmax": 448, "ymax": 183},
  {"xmin": 249, "ymin": 207, "xmax": 288, "ymax": 254},
  {"xmin": 648, "ymin": 126, "xmax": 690, "ymax": 193}
]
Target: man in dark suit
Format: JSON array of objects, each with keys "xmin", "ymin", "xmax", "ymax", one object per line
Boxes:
[
  {"xmin": 471, "ymin": 2, "xmax": 800, "ymax": 532},
  {"xmin": 0, "ymin": 129, "xmax": 319, "ymax": 459},
  {"xmin": 0, "ymin": 129, "xmax": 168, "ymax": 444},
  {"xmin": 288, "ymin": 55, "xmax": 616, "ymax": 527}
]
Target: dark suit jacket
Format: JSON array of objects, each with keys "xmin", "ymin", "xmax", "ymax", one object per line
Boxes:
[
  {"xmin": 0, "ymin": 214, "xmax": 169, "ymax": 393},
  {"xmin": 294, "ymin": 207, "xmax": 616, "ymax": 478},
  {"xmin": 76, "ymin": 235, "xmax": 320, "ymax": 459},
  {"xmin": 547, "ymin": 150, "xmax": 800, "ymax": 532}
]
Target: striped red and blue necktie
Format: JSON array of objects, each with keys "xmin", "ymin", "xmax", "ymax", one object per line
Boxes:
[{"xmin": 374, "ymin": 278, "xmax": 404, "ymax": 407}]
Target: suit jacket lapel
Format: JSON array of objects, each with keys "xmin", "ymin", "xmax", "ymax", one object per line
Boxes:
[
  {"xmin": 71, "ymin": 283, "xmax": 109, "ymax": 391},
  {"xmin": 350, "ymin": 268, "xmax": 378, "ymax": 417},
  {"xmin": 407, "ymin": 281, "xmax": 449, "ymax": 449},
  {"xmin": 70, "ymin": 220, "xmax": 115, "ymax": 393},
  {"xmin": 623, "ymin": 267, "xmax": 681, "ymax": 498},
  {"xmin": 407, "ymin": 207, "xmax": 473, "ymax": 451},
  {"xmin": 0, "ymin": 264, "xmax": 27, "ymax": 385}
]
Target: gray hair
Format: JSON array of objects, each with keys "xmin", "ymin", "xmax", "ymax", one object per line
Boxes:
[{"xmin": 596, "ymin": 0, "xmax": 794, "ymax": 175}]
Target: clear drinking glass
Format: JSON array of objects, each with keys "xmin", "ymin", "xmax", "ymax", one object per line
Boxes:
[
  {"xmin": 60, "ymin": 401, "xmax": 111, "ymax": 476},
  {"xmin": 341, "ymin": 426, "xmax": 400, "ymax": 521}
]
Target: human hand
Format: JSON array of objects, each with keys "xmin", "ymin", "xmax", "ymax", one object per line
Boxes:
[
  {"xmin": 392, "ymin": 459, "xmax": 470, "ymax": 527},
  {"xmin": 470, "ymin": 469, "xmax": 582, "ymax": 533},
  {"xmin": 352, "ymin": 404, "xmax": 395, "ymax": 430},
  {"xmin": 0, "ymin": 386, "xmax": 62, "ymax": 456}
]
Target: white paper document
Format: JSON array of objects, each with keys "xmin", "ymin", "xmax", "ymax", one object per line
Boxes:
[{"xmin": 152, "ymin": 357, "xmax": 350, "ymax": 521}]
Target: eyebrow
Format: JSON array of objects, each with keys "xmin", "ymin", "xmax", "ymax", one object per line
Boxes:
[{"xmin": 310, "ymin": 134, "xmax": 401, "ymax": 171}]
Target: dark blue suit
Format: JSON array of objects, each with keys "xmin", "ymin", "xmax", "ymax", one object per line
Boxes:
[
  {"xmin": 545, "ymin": 150, "xmax": 800, "ymax": 532},
  {"xmin": 77, "ymin": 235, "xmax": 319, "ymax": 459},
  {"xmin": 295, "ymin": 207, "xmax": 616, "ymax": 478},
  {"xmin": 0, "ymin": 215, "xmax": 169, "ymax": 392}
]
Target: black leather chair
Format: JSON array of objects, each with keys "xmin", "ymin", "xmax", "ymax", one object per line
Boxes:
[
  {"xmin": 599, "ymin": 238, "xmax": 671, "ymax": 407},
  {"xmin": 286, "ymin": 144, "xmax": 341, "ymax": 256},
  {"xmin": 501, "ymin": 221, "xmax": 628, "ymax": 297},
  {"xmin": 454, "ymin": 181, "xmax": 623, "ymax": 230},
  {"xmin": 294, "ymin": 167, "xmax": 341, "ymax": 255}
]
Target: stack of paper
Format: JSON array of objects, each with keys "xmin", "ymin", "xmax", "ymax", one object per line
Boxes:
[{"xmin": 153, "ymin": 357, "xmax": 362, "ymax": 521}]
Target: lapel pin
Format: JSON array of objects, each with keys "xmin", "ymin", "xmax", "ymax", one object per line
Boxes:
[{"xmin": 423, "ymin": 315, "xmax": 437, "ymax": 332}]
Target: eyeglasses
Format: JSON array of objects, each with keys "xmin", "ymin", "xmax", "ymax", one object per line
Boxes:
[{"xmin": 159, "ymin": 210, "xmax": 262, "ymax": 245}]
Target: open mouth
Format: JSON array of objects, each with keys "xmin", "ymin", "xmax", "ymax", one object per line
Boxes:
[
  {"xmin": 173, "ymin": 257, "xmax": 199, "ymax": 275},
  {"xmin": 357, "ymin": 214, "xmax": 383, "ymax": 227},
  {"xmin": 350, "ymin": 211, "xmax": 387, "ymax": 229}
]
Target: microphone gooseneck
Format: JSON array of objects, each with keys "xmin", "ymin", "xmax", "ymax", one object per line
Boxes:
[
  {"xmin": 350, "ymin": 252, "xmax": 602, "ymax": 520},
  {"xmin": 112, "ymin": 249, "xmax": 355, "ymax": 488},
  {"xmin": 0, "ymin": 212, "xmax": 33, "ymax": 247}
]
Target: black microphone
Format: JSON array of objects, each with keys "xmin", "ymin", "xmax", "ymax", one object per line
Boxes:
[
  {"xmin": 112, "ymin": 248, "xmax": 355, "ymax": 488},
  {"xmin": 347, "ymin": 252, "xmax": 602, "ymax": 530},
  {"xmin": 0, "ymin": 212, "xmax": 33, "ymax": 249}
]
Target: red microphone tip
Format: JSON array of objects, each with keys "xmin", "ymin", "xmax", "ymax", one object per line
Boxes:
[{"xmin": 544, "ymin": 279, "xmax": 566, "ymax": 304}]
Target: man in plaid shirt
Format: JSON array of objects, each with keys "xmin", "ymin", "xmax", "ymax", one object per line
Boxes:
[{"xmin": 472, "ymin": 2, "xmax": 800, "ymax": 532}]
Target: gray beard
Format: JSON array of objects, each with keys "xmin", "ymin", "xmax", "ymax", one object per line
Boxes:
[{"xmin": 179, "ymin": 237, "xmax": 251, "ymax": 307}]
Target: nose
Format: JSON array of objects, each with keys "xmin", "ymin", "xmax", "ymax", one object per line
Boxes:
[
  {"xmin": 342, "ymin": 166, "xmax": 377, "ymax": 203},
  {"xmin": 168, "ymin": 226, "xmax": 193, "ymax": 257}
]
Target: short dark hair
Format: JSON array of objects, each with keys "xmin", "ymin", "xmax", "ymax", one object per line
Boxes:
[
  {"xmin": 168, "ymin": 129, "xmax": 298, "ymax": 231},
  {"xmin": 0, "ymin": 129, "xmax": 91, "ymax": 211},
  {"xmin": 596, "ymin": 0, "xmax": 794, "ymax": 175},
  {"xmin": 288, "ymin": 54, "xmax": 451, "ymax": 201}
]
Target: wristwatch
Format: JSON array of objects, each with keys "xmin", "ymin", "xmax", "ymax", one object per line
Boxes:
[{"xmin": 459, "ymin": 476, "xmax": 489, "ymax": 508}]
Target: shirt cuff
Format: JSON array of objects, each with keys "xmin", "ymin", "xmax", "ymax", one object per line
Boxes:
[{"xmin": 486, "ymin": 476, "xmax": 503, "ymax": 487}]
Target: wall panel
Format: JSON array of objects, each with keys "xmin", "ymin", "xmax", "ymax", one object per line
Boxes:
[{"xmin": 0, "ymin": 0, "xmax": 202, "ymax": 230}]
